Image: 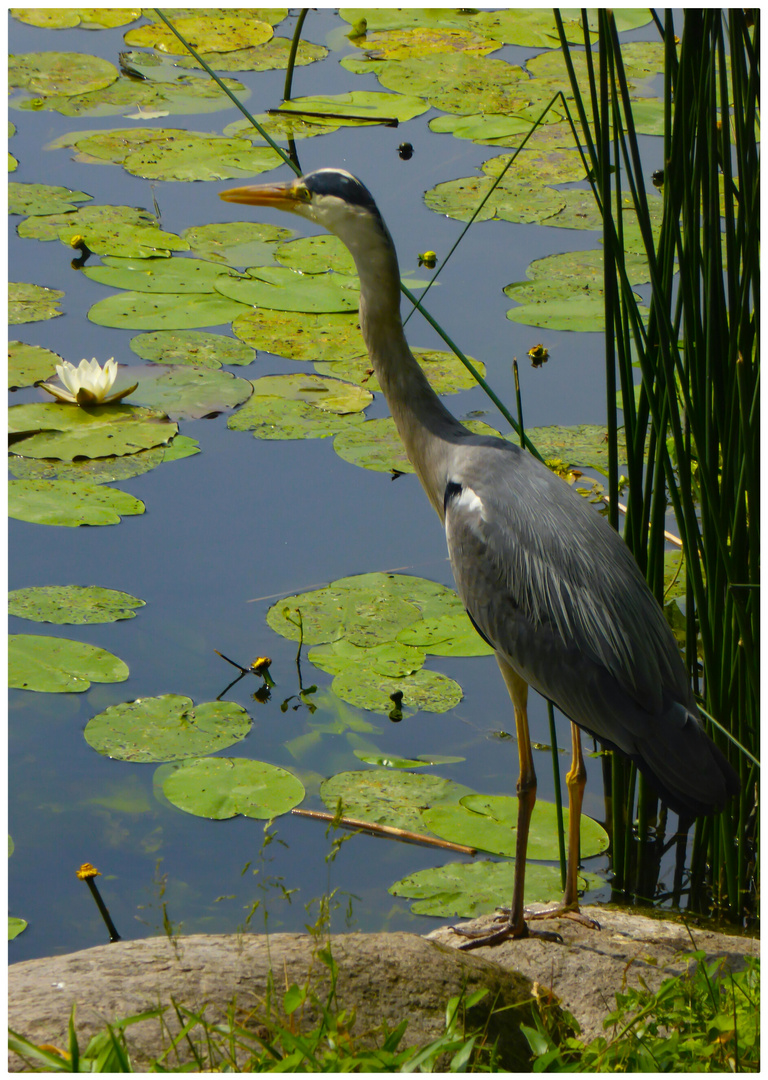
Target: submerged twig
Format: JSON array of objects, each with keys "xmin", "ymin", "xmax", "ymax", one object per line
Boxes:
[{"xmin": 292, "ymin": 808, "xmax": 477, "ymax": 855}]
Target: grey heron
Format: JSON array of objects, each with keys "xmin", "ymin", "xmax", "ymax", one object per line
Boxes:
[{"xmin": 221, "ymin": 168, "xmax": 739, "ymax": 944}]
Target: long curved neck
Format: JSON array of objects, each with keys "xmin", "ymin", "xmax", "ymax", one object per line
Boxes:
[{"xmin": 341, "ymin": 215, "xmax": 467, "ymax": 515}]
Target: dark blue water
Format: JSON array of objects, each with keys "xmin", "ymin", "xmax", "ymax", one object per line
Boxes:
[{"xmin": 9, "ymin": 10, "xmax": 668, "ymax": 961}]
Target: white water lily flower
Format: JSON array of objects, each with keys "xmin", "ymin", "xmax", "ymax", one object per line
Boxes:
[{"xmin": 42, "ymin": 357, "xmax": 137, "ymax": 406}]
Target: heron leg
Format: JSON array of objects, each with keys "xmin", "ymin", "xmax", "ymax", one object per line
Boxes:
[
  {"xmin": 526, "ymin": 722, "xmax": 600, "ymax": 930},
  {"xmin": 454, "ymin": 659, "xmax": 562, "ymax": 947}
]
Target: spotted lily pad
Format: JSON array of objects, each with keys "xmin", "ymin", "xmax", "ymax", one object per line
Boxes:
[
  {"xmin": 84, "ymin": 256, "xmax": 248, "ymax": 294},
  {"xmin": 126, "ymin": 364, "xmax": 253, "ymax": 420},
  {"xmin": 269, "ymin": 580, "xmax": 422, "ymax": 648},
  {"xmin": 11, "ymin": 8, "xmax": 142, "ymax": 29},
  {"xmin": 320, "ymin": 770, "xmax": 472, "ymax": 833},
  {"xmin": 8, "ymin": 182, "xmax": 92, "ymax": 216},
  {"xmin": 308, "ymin": 639, "xmax": 426, "ymax": 679},
  {"xmin": 9, "ymin": 402, "xmax": 178, "ymax": 461},
  {"xmin": 182, "ymin": 220, "xmax": 291, "ymax": 266},
  {"xmin": 228, "ymin": 374, "xmax": 371, "ymax": 440},
  {"xmin": 84, "ymin": 694, "xmax": 252, "ymax": 762},
  {"xmin": 9, "ymin": 438, "xmax": 197, "ymax": 484},
  {"xmin": 424, "ymin": 794, "xmax": 609, "ymax": 859},
  {"xmin": 124, "ymin": 13, "xmax": 274, "ymax": 54},
  {"xmin": 277, "ymin": 90, "xmax": 429, "ymax": 125},
  {"xmin": 232, "ymin": 309, "xmax": 363, "ymax": 363},
  {"xmin": 351, "ymin": 26, "xmax": 502, "ymax": 60},
  {"xmin": 397, "ymin": 598, "xmax": 494, "ymax": 658},
  {"xmin": 215, "ymin": 267, "xmax": 359, "ymax": 313},
  {"xmin": 9, "ymin": 282, "xmax": 63, "ymax": 324},
  {"xmin": 88, "ymin": 291, "xmax": 247, "ymax": 331},
  {"xmin": 275, "ymin": 234, "xmax": 357, "ymax": 275},
  {"xmin": 316, "ymin": 348, "xmax": 484, "ymax": 396},
  {"xmin": 525, "ymin": 424, "xmax": 628, "ymax": 471},
  {"xmin": 9, "ymin": 586, "xmax": 146, "ymax": 624},
  {"xmin": 9, "ymin": 634, "xmax": 129, "ymax": 692},
  {"xmin": 18, "ymin": 203, "xmax": 189, "ymax": 258},
  {"xmin": 9, "ymin": 51, "xmax": 118, "ymax": 98},
  {"xmin": 8, "ymin": 341, "xmax": 62, "ymax": 388},
  {"xmin": 122, "ymin": 135, "xmax": 282, "ymax": 183},
  {"xmin": 36, "ymin": 74, "xmax": 251, "ymax": 119},
  {"xmin": 333, "ymin": 417, "xmax": 412, "ymax": 474},
  {"xmin": 130, "ymin": 330, "xmax": 255, "ymax": 368},
  {"xmin": 332, "ymin": 666, "xmax": 462, "ymax": 715},
  {"xmin": 162, "ymin": 757, "xmax": 305, "ymax": 819},
  {"xmin": 390, "ymin": 859, "xmax": 599, "ymax": 917},
  {"xmin": 9, "ymin": 479, "xmax": 145, "ymax": 526}
]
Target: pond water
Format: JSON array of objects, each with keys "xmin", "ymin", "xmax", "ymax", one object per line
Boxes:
[{"xmin": 9, "ymin": 9, "xmax": 673, "ymax": 961}]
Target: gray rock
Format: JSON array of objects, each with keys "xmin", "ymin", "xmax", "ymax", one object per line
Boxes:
[
  {"xmin": 428, "ymin": 905, "xmax": 759, "ymax": 1042},
  {"xmin": 8, "ymin": 931, "xmax": 538, "ymax": 1072}
]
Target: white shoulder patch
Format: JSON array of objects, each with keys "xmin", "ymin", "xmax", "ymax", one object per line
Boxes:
[{"xmin": 454, "ymin": 485, "xmax": 484, "ymax": 516}]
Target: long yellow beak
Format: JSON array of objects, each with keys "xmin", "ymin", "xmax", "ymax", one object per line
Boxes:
[{"xmin": 219, "ymin": 180, "xmax": 301, "ymax": 208}]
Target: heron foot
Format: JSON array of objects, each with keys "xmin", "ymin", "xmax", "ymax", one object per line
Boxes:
[
  {"xmin": 525, "ymin": 902, "xmax": 601, "ymax": 930},
  {"xmin": 451, "ymin": 910, "xmax": 563, "ymax": 949}
]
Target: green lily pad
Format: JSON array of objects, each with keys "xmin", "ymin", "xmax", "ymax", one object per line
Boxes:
[
  {"xmin": 277, "ymin": 90, "xmax": 429, "ymax": 126},
  {"xmin": 84, "ymin": 256, "xmax": 247, "ymax": 294},
  {"xmin": 351, "ymin": 26, "xmax": 501, "ymax": 60},
  {"xmin": 35, "ymin": 74, "xmax": 251, "ymax": 119},
  {"xmin": 177, "ymin": 36, "xmax": 327, "ymax": 74},
  {"xmin": 316, "ymin": 349, "xmax": 485, "ymax": 396},
  {"xmin": 11, "ymin": 8, "xmax": 142, "ymax": 29},
  {"xmin": 232, "ymin": 308, "xmax": 363, "ymax": 363},
  {"xmin": 130, "ymin": 330, "xmax": 255, "ymax": 368},
  {"xmin": 308, "ymin": 638, "xmax": 426, "ymax": 678},
  {"xmin": 275, "ymin": 234, "xmax": 357, "ymax": 275},
  {"xmin": 8, "ymin": 917, "xmax": 28, "ymax": 941},
  {"xmin": 126, "ymin": 364, "xmax": 253, "ymax": 420},
  {"xmin": 18, "ymin": 203, "xmax": 189, "ymax": 258},
  {"xmin": 9, "ymin": 51, "xmax": 118, "ymax": 97},
  {"xmin": 424, "ymin": 794, "xmax": 609, "ymax": 859},
  {"xmin": 123, "ymin": 135, "xmax": 282, "ymax": 183},
  {"xmin": 525, "ymin": 424, "xmax": 627, "ymax": 471},
  {"xmin": 397, "ymin": 600, "xmax": 494, "ymax": 658},
  {"xmin": 9, "ymin": 282, "xmax": 63, "ymax": 324},
  {"xmin": 88, "ymin": 290, "xmax": 247, "ymax": 331},
  {"xmin": 390, "ymin": 859, "xmax": 599, "ymax": 918},
  {"xmin": 507, "ymin": 297, "xmax": 608, "ymax": 332},
  {"xmin": 124, "ymin": 13, "xmax": 274, "ymax": 54},
  {"xmin": 9, "ymin": 634, "xmax": 129, "ymax": 693},
  {"xmin": 85, "ymin": 694, "xmax": 252, "ymax": 762},
  {"xmin": 424, "ymin": 175, "xmax": 566, "ymax": 225},
  {"xmin": 9, "ymin": 586, "xmax": 145, "ymax": 624},
  {"xmin": 9, "ymin": 479, "xmax": 145, "ymax": 526},
  {"xmin": 9, "ymin": 402, "xmax": 178, "ymax": 461},
  {"xmin": 163, "ymin": 757, "xmax": 305, "ymax": 819},
  {"xmin": 8, "ymin": 341, "xmax": 62, "ymax": 388},
  {"xmin": 182, "ymin": 220, "xmax": 292, "ymax": 266},
  {"xmin": 9, "ymin": 438, "xmax": 197, "ymax": 484},
  {"xmin": 214, "ymin": 267, "xmax": 359, "ymax": 313},
  {"xmin": 332, "ymin": 666, "xmax": 462, "ymax": 715},
  {"xmin": 8, "ymin": 181, "xmax": 92, "ymax": 216},
  {"xmin": 333, "ymin": 417, "xmax": 413, "ymax": 474},
  {"xmin": 321, "ymin": 770, "xmax": 472, "ymax": 833},
  {"xmin": 9, "ymin": 152, "xmax": 18, "ymax": 172},
  {"xmin": 228, "ymin": 374, "xmax": 370, "ymax": 440}
]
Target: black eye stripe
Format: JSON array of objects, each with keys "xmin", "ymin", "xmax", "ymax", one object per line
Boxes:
[{"xmin": 304, "ymin": 170, "xmax": 380, "ymax": 215}]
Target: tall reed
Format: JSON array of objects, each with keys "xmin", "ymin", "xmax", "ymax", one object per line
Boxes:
[{"xmin": 556, "ymin": 9, "xmax": 759, "ymax": 922}]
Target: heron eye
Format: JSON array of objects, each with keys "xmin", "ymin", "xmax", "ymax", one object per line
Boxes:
[{"xmin": 296, "ymin": 184, "xmax": 311, "ymax": 202}]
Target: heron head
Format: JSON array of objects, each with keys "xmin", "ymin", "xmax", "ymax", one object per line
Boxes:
[{"xmin": 220, "ymin": 167, "xmax": 387, "ymax": 250}]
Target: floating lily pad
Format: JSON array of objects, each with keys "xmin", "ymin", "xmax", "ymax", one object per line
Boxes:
[
  {"xmin": 124, "ymin": 13, "xmax": 274, "ymax": 54},
  {"xmin": 9, "ymin": 586, "xmax": 145, "ymax": 624},
  {"xmin": 269, "ymin": 582, "xmax": 422, "ymax": 649},
  {"xmin": 8, "ymin": 181, "xmax": 92, "ymax": 217},
  {"xmin": 232, "ymin": 309, "xmax": 363, "ymax": 363},
  {"xmin": 9, "ymin": 152, "xmax": 18, "ymax": 172},
  {"xmin": 351, "ymin": 26, "xmax": 502, "ymax": 60},
  {"xmin": 88, "ymin": 290, "xmax": 247, "ymax": 331},
  {"xmin": 8, "ymin": 917, "xmax": 27, "ymax": 941},
  {"xmin": 397, "ymin": 599, "xmax": 494, "ymax": 657},
  {"xmin": 84, "ymin": 256, "xmax": 247, "ymax": 294},
  {"xmin": 9, "ymin": 479, "xmax": 145, "ymax": 526},
  {"xmin": 182, "ymin": 220, "xmax": 291, "ymax": 266},
  {"xmin": 332, "ymin": 666, "xmax": 462, "ymax": 715},
  {"xmin": 123, "ymin": 135, "xmax": 282, "ymax": 183},
  {"xmin": 9, "ymin": 282, "xmax": 63, "ymax": 324},
  {"xmin": 18, "ymin": 203, "xmax": 189, "ymax": 258},
  {"xmin": 9, "ymin": 402, "xmax": 178, "ymax": 461},
  {"xmin": 525, "ymin": 424, "xmax": 628, "ymax": 471},
  {"xmin": 214, "ymin": 267, "xmax": 359, "ymax": 313},
  {"xmin": 321, "ymin": 770, "xmax": 472, "ymax": 833},
  {"xmin": 277, "ymin": 90, "xmax": 429, "ymax": 125},
  {"xmin": 224, "ymin": 109, "xmax": 337, "ymax": 143},
  {"xmin": 424, "ymin": 175, "xmax": 565, "ymax": 225},
  {"xmin": 275, "ymin": 234, "xmax": 357, "ymax": 275},
  {"xmin": 163, "ymin": 757, "xmax": 305, "ymax": 819},
  {"xmin": 308, "ymin": 638, "xmax": 426, "ymax": 679},
  {"xmin": 11, "ymin": 8, "xmax": 142, "ymax": 29},
  {"xmin": 9, "ymin": 634, "xmax": 129, "ymax": 693},
  {"xmin": 85, "ymin": 694, "xmax": 252, "ymax": 762},
  {"xmin": 127, "ymin": 364, "xmax": 253, "ymax": 420},
  {"xmin": 177, "ymin": 37, "xmax": 327, "ymax": 74},
  {"xmin": 424, "ymin": 794, "xmax": 609, "ymax": 859},
  {"xmin": 353, "ymin": 751, "xmax": 465, "ymax": 769},
  {"xmin": 316, "ymin": 349, "xmax": 484, "ymax": 396},
  {"xmin": 8, "ymin": 341, "xmax": 62, "ymax": 388},
  {"xmin": 9, "ymin": 51, "xmax": 118, "ymax": 97},
  {"xmin": 390, "ymin": 859, "xmax": 597, "ymax": 918},
  {"xmin": 508, "ymin": 297, "xmax": 608, "ymax": 332},
  {"xmin": 333, "ymin": 417, "xmax": 412, "ymax": 474},
  {"xmin": 36, "ymin": 74, "xmax": 251, "ymax": 119},
  {"xmin": 130, "ymin": 329, "xmax": 255, "ymax": 368},
  {"xmin": 228, "ymin": 374, "xmax": 371, "ymax": 440},
  {"xmin": 9, "ymin": 439, "xmax": 196, "ymax": 484}
]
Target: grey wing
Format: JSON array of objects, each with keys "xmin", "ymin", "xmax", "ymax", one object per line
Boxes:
[{"xmin": 442, "ymin": 447, "xmax": 691, "ymax": 744}]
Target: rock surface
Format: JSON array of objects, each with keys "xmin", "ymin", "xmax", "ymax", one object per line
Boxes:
[
  {"xmin": 429, "ymin": 904, "xmax": 759, "ymax": 1042},
  {"xmin": 8, "ymin": 931, "xmax": 537, "ymax": 1072}
]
